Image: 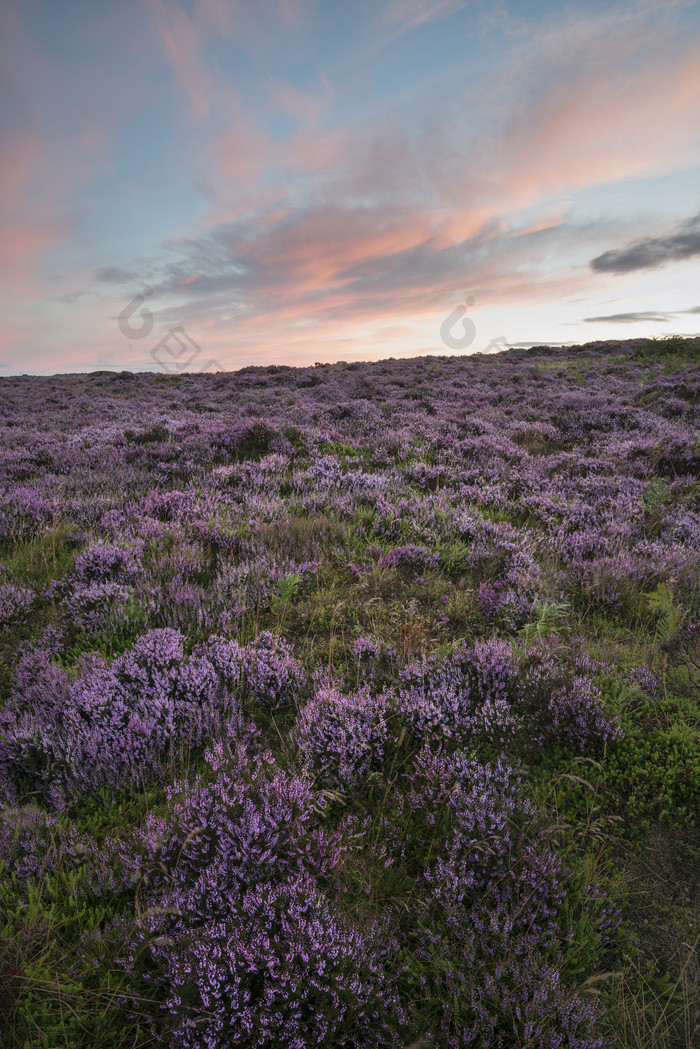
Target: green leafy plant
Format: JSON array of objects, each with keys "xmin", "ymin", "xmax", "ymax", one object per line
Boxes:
[
  {"xmin": 644, "ymin": 582, "xmax": 685, "ymax": 642},
  {"xmin": 275, "ymin": 572, "xmax": 304, "ymax": 607},
  {"xmin": 518, "ymin": 599, "xmax": 571, "ymax": 644}
]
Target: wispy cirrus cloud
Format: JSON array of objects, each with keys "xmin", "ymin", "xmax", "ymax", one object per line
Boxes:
[
  {"xmin": 381, "ymin": 0, "xmax": 471, "ymax": 34},
  {"xmin": 86, "ymin": 0, "xmax": 700, "ymax": 370},
  {"xmin": 157, "ymin": 18, "xmax": 700, "ymax": 322},
  {"xmin": 147, "ymin": 0, "xmax": 216, "ymax": 119}
]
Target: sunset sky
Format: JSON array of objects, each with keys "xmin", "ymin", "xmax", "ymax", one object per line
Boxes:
[{"xmin": 2, "ymin": 0, "xmax": 700, "ymax": 375}]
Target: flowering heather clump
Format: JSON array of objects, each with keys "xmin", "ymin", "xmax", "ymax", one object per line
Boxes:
[
  {"xmin": 625, "ymin": 664, "xmax": 662, "ymax": 698},
  {"xmin": 378, "ymin": 543, "xmax": 440, "ymax": 573},
  {"xmin": 241, "ymin": 629, "xmax": 305, "ymax": 708},
  {"xmin": 120, "ymin": 733, "xmax": 403, "ymax": 1047},
  {"xmin": 406, "ymin": 749, "xmax": 610, "ymax": 1048},
  {"xmin": 565, "ymin": 542, "xmax": 699, "ymax": 615},
  {"xmin": 124, "ymin": 731, "xmax": 334, "ymax": 896},
  {"xmin": 0, "ymin": 580, "xmax": 35, "ymax": 630},
  {"xmin": 477, "ymin": 579, "xmax": 507, "ymax": 619},
  {"xmin": 0, "ymin": 629, "xmax": 245, "ymax": 807},
  {"xmin": 64, "ymin": 578, "xmax": 134, "ymax": 630},
  {"xmin": 292, "ymin": 684, "xmax": 390, "ymax": 791},
  {"xmin": 0, "ymin": 803, "xmax": 107, "ymax": 898},
  {"xmin": 61, "ymin": 540, "xmax": 143, "ymax": 630},
  {"xmin": 397, "ymin": 639, "xmax": 522, "ymax": 746},
  {"xmin": 352, "ymin": 634, "xmax": 383, "ymax": 658},
  {"xmin": 397, "ymin": 636, "xmax": 623, "ymax": 755},
  {"xmin": 545, "ymin": 675, "xmax": 623, "ymax": 753},
  {"xmin": 73, "ymin": 541, "xmax": 141, "ymax": 582},
  {"xmin": 519, "ymin": 638, "xmax": 624, "ymax": 753},
  {"xmin": 397, "ymin": 649, "xmax": 472, "ymax": 742},
  {"xmin": 211, "ymin": 554, "xmax": 318, "ymax": 619},
  {"xmin": 351, "ymin": 634, "xmax": 397, "ymax": 686},
  {"xmin": 143, "ymin": 873, "xmax": 403, "ymax": 1049}
]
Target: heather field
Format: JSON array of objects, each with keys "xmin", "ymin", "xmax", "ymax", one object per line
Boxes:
[{"xmin": 1, "ymin": 336, "xmax": 699, "ymax": 1048}]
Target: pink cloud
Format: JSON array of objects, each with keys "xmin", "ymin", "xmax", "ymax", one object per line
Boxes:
[
  {"xmin": 265, "ymin": 73, "xmax": 334, "ymax": 126},
  {"xmin": 495, "ymin": 37, "xmax": 700, "ymax": 209},
  {"xmin": 126, "ymin": 3, "xmax": 700, "ymax": 375},
  {"xmin": 147, "ymin": 0, "xmax": 216, "ymax": 119},
  {"xmin": 0, "ymin": 132, "xmax": 70, "ymax": 288}
]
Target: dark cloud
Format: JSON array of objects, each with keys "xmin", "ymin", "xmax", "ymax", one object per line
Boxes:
[
  {"xmin": 583, "ymin": 311, "xmax": 670, "ymax": 323},
  {"xmin": 94, "ymin": 266, "xmax": 137, "ymax": 283},
  {"xmin": 505, "ymin": 341, "xmax": 574, "ymax": 348},
  {"xmin": 590, "ymin": 213, "xmax": 700, "ymax": 274},
  {"xmin": 681, "ymin": 305, "xmax": 700, "ymax": 314}
]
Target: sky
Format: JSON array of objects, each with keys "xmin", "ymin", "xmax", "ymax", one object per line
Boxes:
[{"xmin": 1, "ymin": 0, "xmax": 700, "ymax": 375}]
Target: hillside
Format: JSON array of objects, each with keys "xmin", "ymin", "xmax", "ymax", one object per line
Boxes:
[{"xmin": 1, "ymin": 336, "xmax": 698, "ymax": 1047}]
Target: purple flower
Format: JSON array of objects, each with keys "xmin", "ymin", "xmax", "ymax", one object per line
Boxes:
[
  {"xmin": 0, "ymin": 630, "xmax": 245, "ymax": 807},
  {"xmin": 404, "ymin": 748, "xmax": 611, "ymax": 1048},
  {"xmin": 241, "ymin": 630, "xmax": 305, "ymax": 708},
  {"xmin": 117, "ymin": 733, "xmax": 403, "ymax": 1047},
  {"xmin": 292, "ymin": 684, "xmax": 390, "ymax": 791}
]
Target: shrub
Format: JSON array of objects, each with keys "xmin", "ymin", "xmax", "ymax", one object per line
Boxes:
[
  {"xmin": 292, "ymin": 684, "xmax": 390, "ymax": 791},
  {"xmin": 404, "ymin": 749, "xmax": 612, "ymax": 1048},
  {"xmin": 119, "ymin": 733, "xmax": 404, "ymax": 1047},
  {"xmin": 519, "ymin": 639, "xmax": 624, "ymax": 754},
  {"xmin": 0, "ymin": 581, "xmax": 34, "ymax": 631},
  {"xmin": 241, "ymin": 630, "xmax": 305, "ymax": 708},
  {"xmin": 396, "ymin": 639, "xmax": 522, "ymax": 747},
  {"xmin": 0, "ymin": 630, "xmax": 244, "ymax": 808}
]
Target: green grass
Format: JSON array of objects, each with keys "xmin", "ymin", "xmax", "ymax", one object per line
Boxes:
[{"xmin": 0, "ymin": 525, "xmax": 78, "ymax": 589}]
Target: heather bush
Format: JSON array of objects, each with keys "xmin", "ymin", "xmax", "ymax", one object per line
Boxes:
[
  {"xmin": 351, "ymin": 634, "xmax": 397, "ymax": 687},
  {"xmin": 0, "ymin": 629, "xmax": 245, "ymax": 807},
  {"xmin": 397, "ymin": 639, "xmax": 522, "ymax": 748},
  {"xmin": 395, "ymin": 636, "xmax": 623, "ymax": 756},
  {"xmin": 73, "ymin": 541, "xmax": 142, "ymax": 583},
  {"xmin": 403, "ymin": 748, "xmax": 613, "ymax": 1048},
  {"xmin": 65, "ymin": 578, "xmax": 135, "ymax": 630},
  {"xmin": 0, "ymin": 803, "xmax": 105, "ymax": 898},
  {"xmin": 143, "ymin": 873, "xmax": 403, "ymax": 1048},
  {"xmin": 292, "ymin": 683, "xmax": 391, "ymax": 791},
  {"xmin": 241, "ymin": 629, "xmax": 305, "ymax": 708},
  {"xmin": 0, "ymin": 580, "xmax": 35, "ymax": 630},
  {"xmin": 518, "ymin": 638, "xmax": 624, "ymax": 754},
  {"xmin": 119, "ymin": 732, "xmax": 404, "ymax": 1047},
  {"xmin": 61, "ymin": 540, "xmax": 144, "ymax": 630},
  {"xmin": 378, "ymin": 543, "xmax": 440, "ymax": 575}
]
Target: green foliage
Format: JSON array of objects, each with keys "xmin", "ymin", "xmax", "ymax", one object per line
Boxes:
[
  {"xmin": 436, "ymin": 541, "xmax": 470, "ymax": 576},
  {"xmin": 318, "ymin": 440, "xmax": 358, "ymax": 458},
  {"xmin": 283, "ymin": 425, "xmax": 308, "ymax": 454},
  {"xmin": 1, "ymin": 526, "xmax": 77, "ymax": 588},
  {"xmin": 604, "ymin": 715, "xmax": 700, "ymax": 833},
  {"xmin": 642, "ymin": 476, "xmax": 672, "ymax": 515},
  {"xmin": 644, "ymin": 582, "xmax": 685, "ymax": 642},
  {"xmin": 274, "ymin": 571, "xmax": 304, "ymax": 607},
  {"xmin": 518, "ymin": 599, "xmax": 571, "ymax": 643},
  {"xmin": 0, "ymin": 862, "xmax": 137, "ymax": 1048},
  {"xmin": 633, "ymin": 335, "xmax": 700, "ymax": 364}
]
